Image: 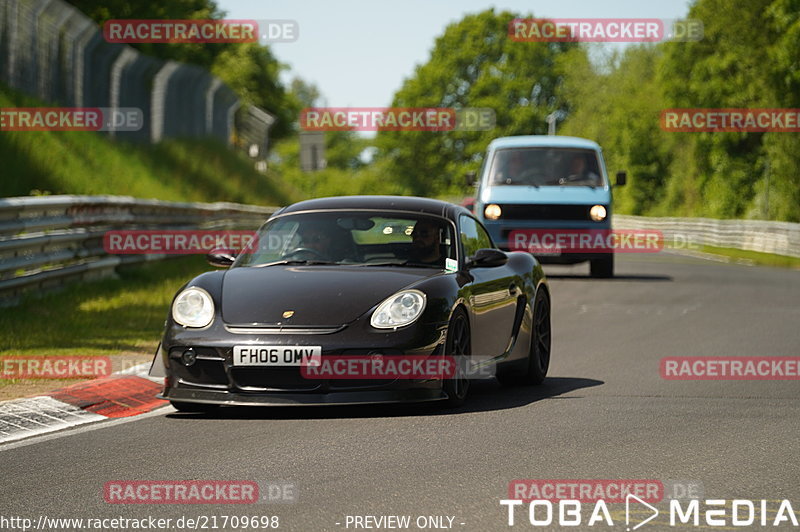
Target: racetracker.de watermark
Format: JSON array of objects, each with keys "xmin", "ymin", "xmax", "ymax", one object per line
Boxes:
[
  {"xmin": 0, "ymin": 108, "xmax": 142, "ymax": 131},
  {"xmin": 297, "ymin": 355, "xmax": 495, "ymax": 380},
  {"xmin": 508, "ymin": 229, "xmax": 668, "ymax": 254},
  {"xmin": 299, "ymin": 107, "xmax": 496, "ymax": 131},
  {"xmin": 508, "ymin": 480, "xmax": 664, "ymax": 504},
  {"xmin": 509, "ymin": 18, "xmax": 703, "ymax": 43},
  {"xmin": 661, "ymin": 108, "xmax": 800, "ymax": 132},
  {"xmin": 0, "ymin": 356, "xmax": 111, "ymax": 379},
  {"xmin": 661, "ymin": 356, "xmax": 800, "ymax": 380},
  {"xmin": 103, "ymin": 19, "xmax": 298, "ymax": 44},
  {"xmin": 103, "ymin": 230, "xmax": 257, "ymax": 254},
  {"xmin": 103, "ymin": 481, "xmax": 296, "ymax": 504}
]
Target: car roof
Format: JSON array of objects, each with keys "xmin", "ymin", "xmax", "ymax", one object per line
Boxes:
[
  {"xmin": 488, "ymin": 135, "xmax": 601, "ymax": 151},
  {"xmin": 277, "ymin": 195, "xmax": 473, "ymax": 220}
]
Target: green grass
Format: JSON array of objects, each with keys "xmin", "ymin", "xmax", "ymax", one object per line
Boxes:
[
  {"xmin": 696, "ymin": 245, "xmax": 800, "ymax": 269},
  {"xmin": 0, "ymin": 256, "xmax": 211, "ymax": 362},
  {"xmin": 0, "ymin": 84, "xmax": 298, "ymax": 205}
]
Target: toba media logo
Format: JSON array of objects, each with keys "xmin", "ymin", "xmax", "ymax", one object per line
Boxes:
[{"xmin": 501, "ymin": 479, "xmax": 798, "ymax": 529}]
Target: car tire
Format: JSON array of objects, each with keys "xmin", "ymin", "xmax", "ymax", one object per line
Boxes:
[
  {"xmin": 590, "ymin": 255, "xmax": 614, "ymax": 278},
  {"xmin": 497, "ymin": 289, "xmax": 551, "ymax": 386},
  {"xmin": 442, "ymin": 307, "xmax": 471, "ymax": 407},
  {"xmin": 169, "ymin": 400, "xmax": 219, "ymax": 413}
]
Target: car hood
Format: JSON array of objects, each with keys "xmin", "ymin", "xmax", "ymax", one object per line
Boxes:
[
  {"xmin": 220, "ymin": 265, "xmax": 437, "ymax": 326},
  {"xmin": 481, "ymin": 185, "xmax": 611, "ymax": 205}
]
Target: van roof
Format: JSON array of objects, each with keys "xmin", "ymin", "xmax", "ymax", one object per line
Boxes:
[{"xmin": 488, "ymin": 135, "xmax": 601, "ymax": 151}]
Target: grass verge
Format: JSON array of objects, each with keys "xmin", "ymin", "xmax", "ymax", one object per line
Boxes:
[
  {"xmin": 0, "ymin": 84, "xmax": 298, "ymax": 205},
  {"xmin": 0, "ymin": 256, "xmax": 211, "ymax": 365},
  {"xmin": 695, "ymin": 245, "xmax": 800, "ymax": 269}
]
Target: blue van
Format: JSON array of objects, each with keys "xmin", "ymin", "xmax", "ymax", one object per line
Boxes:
[{"xmin": 473, "ymin": 135, "xmax": 626, "ymax": 278}]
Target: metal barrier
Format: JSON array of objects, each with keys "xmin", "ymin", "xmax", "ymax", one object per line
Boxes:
[
  {"xmin": 0, "ymin": 0, "xmax": 274, "ymax": 160},
  {"xmin": 2, "ymin": 196, "xmax": 798, "ymax": 306},
  {"xmin": 614, "ymin": 215, "xmax": 800, "ymax": 258},
  {"xmin": 0, "ymin": 195, "xmax": 278, "ymax": 306}
]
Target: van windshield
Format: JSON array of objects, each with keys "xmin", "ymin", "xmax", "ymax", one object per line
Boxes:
[{"xmin": 489, "ymin": 148, "xmax": 603, "ymax": 187}]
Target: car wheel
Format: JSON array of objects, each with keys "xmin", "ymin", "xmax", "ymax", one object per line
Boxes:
[
  {"xmin": 169, "ymin": 400, "xmax": 219, "ymax": 413},
  {"xmin": 497, "ymin": 289, "xmax": 551, "ymax": 386},
  {"xmin": 526, "ymin": 288, "xmax": 551, "ymax": 384},
  {"xmin": 590, "ymin": 255, "xmax": 614, "ymax": 278},
  {"xmin": 442, "ymin": 308, "xmax": 471, "ymax": 407}
]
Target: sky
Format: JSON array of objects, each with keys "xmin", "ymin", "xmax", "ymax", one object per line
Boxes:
[{"xmin": 217, "ymin": 0, "xmax": 695, "ymax": 108}]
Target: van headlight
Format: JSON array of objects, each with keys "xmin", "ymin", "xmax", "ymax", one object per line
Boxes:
[
  {"xmin": 172, "ymin": 287, "xmax": 215, "ymax": 328},
  {"xmin": 590, "ymin": 205, "xmax": 607, "ymax": 221},
  {"xmin": 371, "ymin": 290, "xmax": 427, "ymax": 329},
  {"xmin": 484, "ymin": 204, "xmax": 502, "ymax": 220}
]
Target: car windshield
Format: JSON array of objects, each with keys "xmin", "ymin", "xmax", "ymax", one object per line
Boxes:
[
  {"xmin": 489, "ymin": 147, "xmax": 604, "ymax": 187},
  {"xmin": 233, "ymin": 211, "xmax": 457, "ymax": 269}
]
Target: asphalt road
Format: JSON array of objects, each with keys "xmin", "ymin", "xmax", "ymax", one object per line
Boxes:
[{"xmin": 1, "ymin": 253, "xmax": 798, "ymax": 532}]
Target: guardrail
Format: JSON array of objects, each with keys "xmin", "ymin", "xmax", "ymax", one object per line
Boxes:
[
  {"xmin": 2, "ymin": 197, "xmax": 798, "ymax": 306},
  {"xmin": 0, "ymin": 195, "xmax": 278, "ymax": 306},
  {"xmin": 614, "ymin": 215, "xmax": 800, "ymax": 258}
]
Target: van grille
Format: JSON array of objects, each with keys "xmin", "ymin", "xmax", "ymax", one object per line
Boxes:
[{"xmin": 497, "ymin": 204, "xmax": 592, "ymax": 221}]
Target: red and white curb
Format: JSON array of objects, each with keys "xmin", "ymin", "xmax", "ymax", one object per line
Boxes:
[{"xmin": 0, "ymin": 362, "xmax": 166, "ymax": 444}]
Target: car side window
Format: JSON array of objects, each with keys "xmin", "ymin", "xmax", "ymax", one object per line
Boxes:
[{"xmin": 459, "ymin": 215, "xmax": 493, "ymax": 259}]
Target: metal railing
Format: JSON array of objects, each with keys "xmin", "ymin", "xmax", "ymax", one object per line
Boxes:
[
  {"xmin": 0, "ymin": 0, "xmax": 274, "ymax": 160},
  {"xmin": 2, "ymin": 196, "xmax": 798, "ymax": 306},
  {"xmin": 0, "ymin": 195, "xmax": 277, "ymax": 306},
  {"xmin": 614, "ymin": 215, "xmax": 800, "ymax": 258}
]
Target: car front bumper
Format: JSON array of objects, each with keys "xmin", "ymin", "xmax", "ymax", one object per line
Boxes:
[
  {"xmin": 158, "ymin": 386, "xmax": 446, "ymax": 406},
  {"xmin": 156, "ymin": 319, "xmax": 451, "ymax": 406}
]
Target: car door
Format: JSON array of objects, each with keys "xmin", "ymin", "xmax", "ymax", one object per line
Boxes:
[{"xmin": 458, "ymin": 215, "xmax": 518, "ymax": 360}]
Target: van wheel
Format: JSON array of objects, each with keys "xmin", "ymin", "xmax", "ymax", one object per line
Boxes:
[{"xmin": 590, "ymin": 255, "xmax": 614, "ymax": 278}]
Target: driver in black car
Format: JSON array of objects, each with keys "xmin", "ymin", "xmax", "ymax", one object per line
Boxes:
[
  {"xmin": 297, "ymin": 223, "xmax": 334, "ymax": 259},
  {"xmin": 409, "ymin": 220, "xmax": 444, "ymax": 266},
  {"xmin": 295, "ymin": 221, "xmax": 357, "ymax": 262}
]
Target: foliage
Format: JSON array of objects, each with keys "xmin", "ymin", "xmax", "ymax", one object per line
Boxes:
[
  {"xmin": 373, "ymin": 9, "xmax": 576, "ymax": 197},
  {"xmin": 0, "ymin": 86, "xmax": 295, "ymax": 205}
]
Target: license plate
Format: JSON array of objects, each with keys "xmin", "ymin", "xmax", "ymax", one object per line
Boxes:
[{"xmin": 233, "ymin": 346, "xmax": 322, "ymax": 367}]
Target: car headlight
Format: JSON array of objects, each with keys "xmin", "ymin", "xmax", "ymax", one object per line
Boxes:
[
  {"xmin": 371, "ymin": 289, "xmax": 427, "ymax": 329},
  {"xmin": 484, "ymin": 204, "xmax": 502, "ymax": 220},
  {"xmin": 590, "ymin": 204, "xmax": 607, "ymax": 221},
  {"xmin": 172, "ymin": 287, "xmax": 215, "ymax": 328}
]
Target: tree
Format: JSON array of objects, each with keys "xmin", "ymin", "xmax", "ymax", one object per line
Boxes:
[
  {"xmin": 66, "ymin": 0, "xmax": 227, "ymax": 68},
  {"xmin": 211, "ymin": 44, "xmax": 298, "ymax": 141},
  {"xmin": 374, "ymin": 9, "xmax": 577, "ymax": 196}
]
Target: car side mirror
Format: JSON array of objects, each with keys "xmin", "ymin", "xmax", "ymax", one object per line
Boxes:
[
  {"xmin": 466, "ymin": 248, "xmax": 508, "ymax": 269},
  {"xmin": 465, "ymin": 171, "xmax": 477, "ymax": 187},
  {"xmin": 206, "ymin": 249, "xmax": 236, "ymax": 268},
  {"xmin": 615, "ymin": 171, "xmax": 627, "ymax": 186}
]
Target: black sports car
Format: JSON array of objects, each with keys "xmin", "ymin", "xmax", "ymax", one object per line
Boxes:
[{"xmin": 149, "ymin": 196, "xmax": 551, "ymax": 411}]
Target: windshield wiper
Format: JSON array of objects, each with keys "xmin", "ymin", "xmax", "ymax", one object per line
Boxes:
[
  {"xmin": 356, "ymin": 260, "xmax": 440, "ymax": 269},
  {"xmin": 254, "ymin": 259, "xmax": 336, "ymax": 268}
]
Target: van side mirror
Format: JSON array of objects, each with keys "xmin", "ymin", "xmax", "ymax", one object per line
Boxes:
[
  {"xmin": 615, "ymin": 171, "xmax": 627, "ymax": 187},
  {"xmin": 465, "ymin": 171, "xmax": 477, "ymax": 187}
]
